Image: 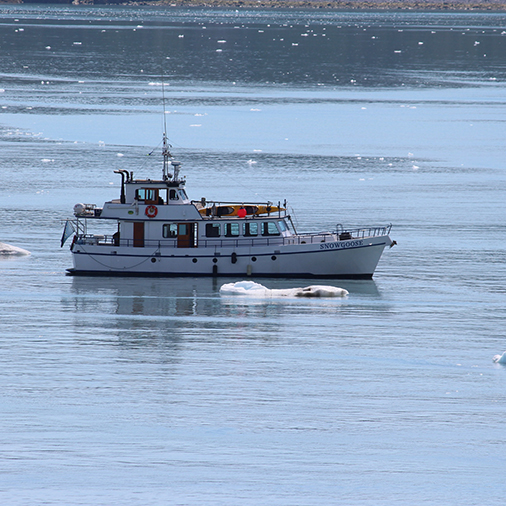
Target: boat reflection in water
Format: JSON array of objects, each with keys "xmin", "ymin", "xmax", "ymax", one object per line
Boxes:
[{"xmin": 68, "ymin": 275, "xmax": 383, "ymax": 335}]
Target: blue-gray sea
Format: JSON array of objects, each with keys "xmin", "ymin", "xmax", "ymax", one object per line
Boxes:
[{"xmin": 1, "ymin": 4, "xmax": 506, "ymax": 505}]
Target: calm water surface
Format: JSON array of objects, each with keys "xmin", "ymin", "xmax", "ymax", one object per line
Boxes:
[{"xmin": 1, "ymin": 5, "xmax": 506, "ymax": 505}]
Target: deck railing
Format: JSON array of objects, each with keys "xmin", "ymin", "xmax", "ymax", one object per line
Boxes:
[{"xmin": 75, "ymin": 224, "xmax": 392, "ymax": 249}]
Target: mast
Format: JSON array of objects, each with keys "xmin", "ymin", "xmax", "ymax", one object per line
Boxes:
[
  {"xmin": 161, "ymin": 72, "xmax": 173, "ymax": 181},
  {"xmin": 162, "ymin": 130, "xmax": 172, "ymax": 181},
  {"xmin": 160, "ymin": 72, "xmax": 182, "ymax": 183}
]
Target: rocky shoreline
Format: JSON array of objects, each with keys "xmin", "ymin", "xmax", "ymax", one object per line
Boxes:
[
  {"xmin": 3, "ymin": 0, "xmax": 506, "ymax": 10},
  {"xmin": 134, "ymin": 0, "xmax": 506, "ymax": 9}
]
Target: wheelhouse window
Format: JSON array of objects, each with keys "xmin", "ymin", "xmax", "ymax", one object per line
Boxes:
[
  {"xmin": 278, "ymin": 220, "xmax": 287, "ymax": 233},
  {"xmin": 261, "ymin": 222, "xmax": 280, "ymax": 236},
  {"xmin": 136, "ymin": 188, "xmax": 157, "ymax": 203},
  {"xmin": 225, "ymin": 223, "xmax": 240, "ymax": 237},
  {"xmin": 243, "ymin": 222, "xmax": 258, "ymax": 237},
  {"xmin": 169, "ymin": 189, "xmax": 178, "ymax": 201},
  {"xmin": 163, "ymin": 224, "xmax": 178, "ymax": 238},
  {"xmin": 135, "ymin": 188, "xmax": 165, "ymax": 204},
  {"xmin": 205, "ymin": 223, "xmax": 220, "ymax": 237}
]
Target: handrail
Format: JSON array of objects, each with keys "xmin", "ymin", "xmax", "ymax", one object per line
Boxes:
[{"xmin": 75, "ymin": 224, "xmax": 392, "ymax": 249}]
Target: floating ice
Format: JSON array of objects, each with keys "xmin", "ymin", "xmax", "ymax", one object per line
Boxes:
[
  {"xmin": 220, "ymin": 281, "xmax": 348, "ymax": 298},
  {"xmin": 0, "ymin": 242, "xmax": 30, "ymax": 256},
  {"xmin": 493, "ymin": 351, "xmax": 506, "ymax": 364}
]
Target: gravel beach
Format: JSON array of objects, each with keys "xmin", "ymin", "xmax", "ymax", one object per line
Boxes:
[
  {"xmin": 126, "ymin": 0, "xmax": 506, "ymax": 10},
  {"xmin": 5, "ymin": 0, "xmax": 505, "ymax": 11}
]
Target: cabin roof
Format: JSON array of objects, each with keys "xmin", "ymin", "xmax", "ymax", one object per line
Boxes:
[{"xmin": 126, "ymin": 179, "xmax": 184, "ymax": 188}]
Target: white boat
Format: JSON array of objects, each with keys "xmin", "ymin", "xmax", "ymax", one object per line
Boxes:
[{"xmin": 63, "ymin": 135, "xmax": 394, "ymax": 278}]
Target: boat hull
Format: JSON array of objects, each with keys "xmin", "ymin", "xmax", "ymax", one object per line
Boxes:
[{"xmin": 68, "ymin": 235, "xmax": 391, "ymax": 278}]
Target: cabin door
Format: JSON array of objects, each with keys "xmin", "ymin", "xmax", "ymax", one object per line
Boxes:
[
  {"xmin": 133, "ymin": 222, "xmax": 144, "ymax": 247},
  {"xmin": 177, "ymin": 223, "xmax": 196, "ymax": 248}
]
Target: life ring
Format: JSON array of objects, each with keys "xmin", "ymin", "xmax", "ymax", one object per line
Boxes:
[{"xmin": 145, "ymin": 205, "xmax": 158, "ymax": 218}]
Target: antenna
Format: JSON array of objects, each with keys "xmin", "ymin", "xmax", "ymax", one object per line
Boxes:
[{"xmin": 161, "ymin": 72, "xmax": 173, "ymax": 181}]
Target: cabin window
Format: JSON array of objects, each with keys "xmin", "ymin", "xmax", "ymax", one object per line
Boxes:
[
  {"xmin": 179, "ymin": 190, "xmax": 189, "ymax": 200},
  {"xmin": 225, "ymin": 223, "xmax": 240, "ymax": 237},
  {"xmin": 169, "ymin": 189, "xmax": 178, "ymax": 201},
  {"xmin": 243, "ymin": 222, "xmax": 258, "ymax": 237},
  {"xmin": 261, "ymin": 222, "xmax": 280, "ymax": 236},
  {"xmin": 206, "ymin": 223, "xmax": 220, "ymax": 237},
  {"xmin": 163, "ymin": 224, "xmax": 178, "ymax": 238},
  {"xmin": 278, "ymin": 220, "xmax": 287, "ymax": 232},
  {"xmin": 136, "ymin": 188, "xmax": 157, "ymax": 203}
]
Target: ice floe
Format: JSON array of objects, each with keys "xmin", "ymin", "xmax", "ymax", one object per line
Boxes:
[
  {"xmin": 220, "ymin": 281, "xmax": 348, "ymax": 298},
  {"xmin": 0, "ymin": 242, "xmax": 30, "ymax": 256},
  {"xmin": 493, "ymin": 351, "xmax": 506, "ymax": 364}
]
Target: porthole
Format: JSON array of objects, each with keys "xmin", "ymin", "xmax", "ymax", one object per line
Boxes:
[
  {"xmin": 213, "ymin": 257, "xmax": 218, "ymax": 263},
  {"xmin": 271, "ymin": 255, "xmax": 277, "ymax": 261},
  {"xmin": 192, "ymin": 258, "xmax": 198, "ymax": 263},
  {"xmin": 251, "ymin": 256, "xmax": 257, "ymax": 262}
]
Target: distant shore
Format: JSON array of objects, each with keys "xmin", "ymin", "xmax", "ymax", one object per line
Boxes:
[
  {"xmin": 137, "ymin": 0, "xmax": 506, "ymax": 9},
  {"xmin": 4, "ymin": 0, "xmax": 506, "ymax": 10}
]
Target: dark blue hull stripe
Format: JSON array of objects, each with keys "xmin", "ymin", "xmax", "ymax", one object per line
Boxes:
[{"xmin": 67, "ymin": 269, "xmax": 373, "ymax": 280}]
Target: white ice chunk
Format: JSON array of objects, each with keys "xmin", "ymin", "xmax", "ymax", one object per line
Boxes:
[
  {"xmin": 292, "ymin": 285, "xmax": 349, "ymax": 298},
  {"xmin": 220, "ymin": 281, "xmax": 269, "ymax": 296},
  {"xmin": 0, "ymin": 242, "xmax": 30, "ymax": 256},
  {"xmin": 220, "ymin": 281, "xmax": 348, "ymax": 298},
  {"xmin": 493, "ymin": 351, "xmax": 506, "ymax": 364}
]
